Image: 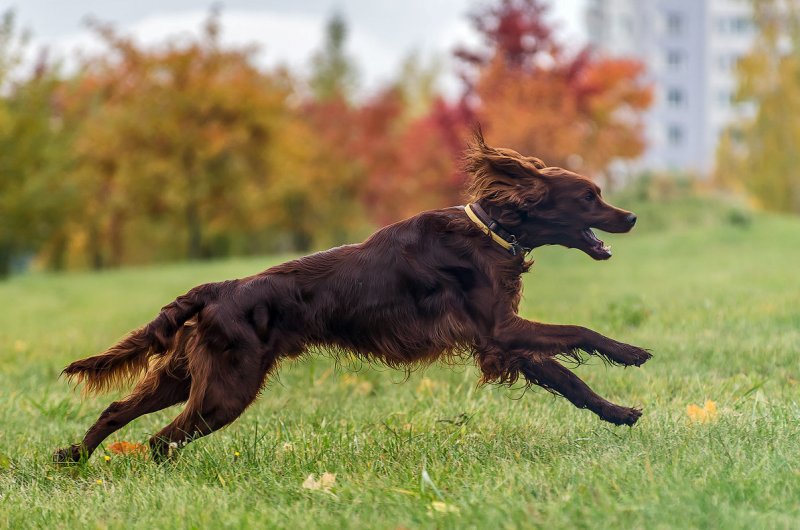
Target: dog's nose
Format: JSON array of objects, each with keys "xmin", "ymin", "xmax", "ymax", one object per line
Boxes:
[{"xmin": 626, "ymin": 213, "xmax": 637, "ymax": 226}]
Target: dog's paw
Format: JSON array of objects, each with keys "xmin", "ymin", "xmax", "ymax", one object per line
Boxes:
[
  {"xmin": 149, "ymin": 437, "xmax": 182, "ymax": 463},
  {"xmin": 610, "ymin": 343, "xmax": 652, "ymax": 367},
  {"xmin": 52, "ymin": 444, "xmax": 83, "ymax": 465},
  {"xmin": 601, "ymin": 405, "xmax": 642, "ymax": 426}
]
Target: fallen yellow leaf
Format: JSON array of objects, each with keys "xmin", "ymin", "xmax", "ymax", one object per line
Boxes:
[
  {"xmin": 416, "ymin": 377, "xmax": 440, "ymax": 393},
  {"xmin": 390, "ymin": 488, "xmax": 416, "ymax": 496},
  {"xmin": 341, "ymin": 374, "xmax": 374, "ymax": 395},
  {"xmin": 108, "ymin": 441, "xmax": 148, "ymax": 455},
  {"xmin": 687, "ymin": 400, "xmax": 718, "ymax": 423},
  {"xmin": 302, "ymin": 472, "xmax": 336, "ymax": 492},
  {"xmin": 429, "ymin": 501, "xmax": 459, "ymax": 514}
]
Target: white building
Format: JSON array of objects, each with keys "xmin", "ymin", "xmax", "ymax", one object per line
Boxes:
[{"xmin": 586, "ymin": 0, "xmax": 754, "ymax": 175}]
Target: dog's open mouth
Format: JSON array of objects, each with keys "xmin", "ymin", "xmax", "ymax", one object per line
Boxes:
[{"xmin": 581, "ymin": 228, "xmax": 612, "ymax": 260}]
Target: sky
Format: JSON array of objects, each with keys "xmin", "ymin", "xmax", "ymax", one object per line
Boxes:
[{"xmin": 4, "ymin": 0, "xmax": 588, "ymax": 93}]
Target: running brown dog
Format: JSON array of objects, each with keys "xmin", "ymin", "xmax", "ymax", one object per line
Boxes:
[{"xmin": 55, "ymin": 131, "xmax": 651, "ymax": 463}]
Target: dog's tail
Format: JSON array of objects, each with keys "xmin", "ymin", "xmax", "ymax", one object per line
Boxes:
[{"xmin": 62, "ymin": 282, "xmax": 220, "ymax": 394}]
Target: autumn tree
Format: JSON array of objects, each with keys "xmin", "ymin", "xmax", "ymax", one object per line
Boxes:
[
  {"xmin": 456, "ymin": 0, "xmax": 651, "ymax": 176},
  {"xmin": 59, "ymin": 12, "xmax": 293, "ymax": 267},
  {"xmin": 266, "ymin": 98, "xmax": 372, "ymax": 251},
  {"xmin": 716, "ymin": 0, "xmax": 800, "ymax": 213},
  {"xmin": 356, "ymin": 91, "xmax": 471, "ymax": 225}
]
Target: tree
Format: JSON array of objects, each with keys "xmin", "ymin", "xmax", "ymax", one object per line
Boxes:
[
  {"xmin": 357, "ymin": 93, "xmax": 471, "ymax": 225},
  {"xmin": 267, "ymin": 97, "xmax": 371, "ymax": 251},
  {"xmin": 716, "ymin": 0, "xmax": 800, "ymax": 213},
  {"xmin": 0, "ymin": 11, "xmax": 75, "ymax": 276},
  {"xmin": 309, "ymin": 13, "xmax": 359, "ymax": 102},
  {"xmin": 456, "ymin": 0, "xmax": 651, "ymax": 176},
  {"xmin": 272, "ymin": 13, "xmax": 371, "ymax": 250},
  {"xmin": 59, "ymin": 12, "xmax": 293, "ymax": 266},
  {"xmin": 455, "ymin": 0, "xmax": 560, "ymax": 81}
]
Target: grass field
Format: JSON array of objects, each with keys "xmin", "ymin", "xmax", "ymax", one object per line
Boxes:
[{"xmin": 1, "ymin": 196, "xmax": 799, "ymax": 529}]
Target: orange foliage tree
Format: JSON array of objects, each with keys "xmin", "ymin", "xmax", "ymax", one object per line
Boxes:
[
  {"xmin": 59, "ymin": 12, "xmax": 292, "ymax": 267},
  {"xmin": 358, "ymin": 94, "xmax": 470, "ymax": 225},
  {"xmin": 456, "ymin": 0, "xmax": 652, "ymax": 176}
]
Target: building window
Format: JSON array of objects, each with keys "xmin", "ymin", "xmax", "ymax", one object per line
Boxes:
[
  {"xmin": 717, "ymin": 53, "xmax": 742, "ymax": 71},
  {"xmin": 667, "ymin": 87, "xmax": 685, "ymax": 107},
  {"xmin": 667, "ymin": 124, "xmax": 684, "ymax": 146},
  {"xmin": 666, "ymin": 49, "xmax": 684, "ymax": 70},
  {"xmin": 717, "ymin": 89, "xmax": 734, "ymax": 106},
  {"xmin": 733, "ymin": 17, "xmax": 751, "ymax": 33},
  {"xmin": 717, "ymin": 16, "xmax": 751, "ymax": 34},
  {"xmin": 666, "ymin": 12, "xmax": 683, "ymax": 35}
]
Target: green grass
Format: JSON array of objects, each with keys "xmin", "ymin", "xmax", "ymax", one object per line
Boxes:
[{"xmin": 1, "ymin": 197, "xmax": 799, "ymax": 529}]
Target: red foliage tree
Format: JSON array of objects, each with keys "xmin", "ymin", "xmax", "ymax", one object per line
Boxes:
[{"xmin": 456, "ymin": 0, "xmax": 652, "ymax": 176}]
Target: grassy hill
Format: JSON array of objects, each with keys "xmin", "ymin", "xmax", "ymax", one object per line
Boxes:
[{"xmin": 1, "ymin": 196, "xmax": 799, "ymax": 529}]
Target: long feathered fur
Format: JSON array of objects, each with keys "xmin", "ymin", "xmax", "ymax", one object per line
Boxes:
[
  {"xmin": 464, "ymin": 127, "xmax": 548, "ymax": 206},
  {"xmin": 62, "ymin": 283, "xmax": 218, "ymax": 394}
]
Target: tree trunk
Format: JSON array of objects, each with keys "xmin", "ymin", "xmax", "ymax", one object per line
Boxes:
[
  {"xmin": 292, "ymin": 231, "xmax": 312, "ymax": 252},
  {"xmin": 0, "ymin": 246, "xmax": 11, "ymax": 278},
  {"xmin": 88, "ymin": 223, "xmax": 104, "ymax": 270},
  {"xmin": 108, "ymin": 211, "xmax": 125, "ymax": 267},
  {"xmin": 186, "ymin": 201, "xmax": 203, "ymax": 260}
]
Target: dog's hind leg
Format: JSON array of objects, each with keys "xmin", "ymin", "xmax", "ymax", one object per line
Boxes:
[
  {"xmin": 53, "ymin": 363, "xmax": 191, "ymax": 463},
  {"xmin": 519, "ymin": 357, "xmax": 641, "ymax": 426},
  {"xmin": 148, "ymin": 346, "xmax": 275, "ymax": 459}
]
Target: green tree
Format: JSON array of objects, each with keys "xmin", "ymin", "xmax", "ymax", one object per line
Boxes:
[
  {"xmin": 394, "ymin": 51, "xmax": 441, "ymax": 121},
  {"xmin": 716, "ymin": 0, "xmax": 800, "ymax": 213},
  {"xmin": 0, "ymin": 11, "xmax": 75, "ymax": 276},
  {"xmin": 309, "ymin": 13, "xmax": 359, "ymax": 101}
]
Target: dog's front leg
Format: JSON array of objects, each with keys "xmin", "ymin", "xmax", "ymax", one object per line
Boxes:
[
  {"xmin": 519, "ymin": 357, "xmax": 642, "ymax": 426},
  {"xmin": 508, "ymin": 319, "xmax": 651, "ymax": 367}
]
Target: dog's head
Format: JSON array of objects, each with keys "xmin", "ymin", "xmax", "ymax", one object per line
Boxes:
[{"xmin": 464, "ymin": 132, "xmax": 636, "ymax": 260}]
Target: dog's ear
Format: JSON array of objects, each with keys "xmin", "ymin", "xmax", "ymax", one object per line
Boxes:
[{"xmin": 464, "ymin": 129, "xmax": 548, "ymax": 207}]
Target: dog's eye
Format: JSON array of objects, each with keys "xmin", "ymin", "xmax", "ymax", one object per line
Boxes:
[{"xmin": 584, "ymin": 191, "xmax": 595, "ymax": 202}]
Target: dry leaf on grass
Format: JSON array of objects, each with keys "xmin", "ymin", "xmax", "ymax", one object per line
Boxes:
[
  {"xmin": 341, "ymin": 374, "xmax": 374, "ymax": 395},
  {"xmin": 302, "ymin": 472, "xmax": 336, "ymax": 492},
  {"xmin": 416, "ymin": 377, "xmax": 440, "ymax": 393},
  {"xmin": 428, "ymin": 501, "xmax": 460, "ymax": 515},
  {"xmin": 107, "ymin": 441, "xmax": 148, "ymax": 456},
  {"xmin": 686, "ymin": 400, "xmax": 718, "ymax": 423}
]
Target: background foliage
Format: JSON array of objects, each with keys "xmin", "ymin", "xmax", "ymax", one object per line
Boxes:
[
  {"xmin": 0, "ymin": 1, "xmax": 653, "ymax": 276},
  {"xmin": 716, "ymin": 0, "xmax": 800, "ymax": 213}
]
